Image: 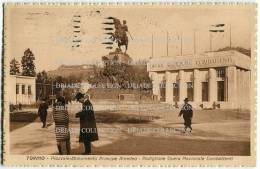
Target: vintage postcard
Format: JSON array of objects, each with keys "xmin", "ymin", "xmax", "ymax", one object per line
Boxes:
[{"xmin": 1, "ymin": 3, "xmax": 257, "ymax": 167}]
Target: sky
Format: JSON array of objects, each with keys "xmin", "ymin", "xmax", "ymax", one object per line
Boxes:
[{"xmin": 5, "ymin": 4, "xmax": 255, "ymax": 72}]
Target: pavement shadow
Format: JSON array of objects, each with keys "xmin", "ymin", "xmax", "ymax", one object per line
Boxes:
[
  {"xmin": 10, "ymin": 111, "xmax": 38, "ymax": 122},
  {"xmin": 95, "ymin": 111, "xmax": 160, "ymax": 124},
  {"xmin": 91, "ymin": 136, "xmax": 250, "ymax": 156},
  {"xmin": 69, "ymin": 111, "xmax": 160, "ymax": 124}
]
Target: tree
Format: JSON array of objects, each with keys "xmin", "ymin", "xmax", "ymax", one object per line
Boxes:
[
  {"xmin": 87, "ymin": 65, "xmax": 107, "ymax": 86},
  {"xmin": 10, "ymin": 58, "xmax": 20, "ymax": 75},
  {"xmin": 36, "ymin": 71, "xmax": 52, "ymax": 100},
  {"xmin": 36, "ymin": 71, "xmax": 51, "ymax": 83},
  {"xmin": 89, "ymin": 57, "xmax": 152, "ymax": 90},
  {"xmin": 21, "ymin": 48, "xmax": 36, "ymax": 76}
]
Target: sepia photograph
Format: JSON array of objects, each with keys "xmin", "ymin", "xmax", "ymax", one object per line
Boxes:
[{"xmin": 2, "ymin": 3, "xmax": 256, "ymax": 166}]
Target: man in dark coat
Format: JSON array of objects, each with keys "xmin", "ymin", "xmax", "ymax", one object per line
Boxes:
[
  {"xmin": 38, "ymin": 98, "xmax": 49, "ymax": 128},
  {"xmin": 75, "ymin": 92, "xmax": 98, "ymax": 155},
  {"xmin": 178, "ymin": 98, "xmax": 193, "ymax": 132}
]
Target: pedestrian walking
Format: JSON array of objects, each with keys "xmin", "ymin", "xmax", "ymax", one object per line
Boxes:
[
  {"xmin": 38, "ymin": 98, "xmax": 49, "ymax": 128},
  {"xmin": 178, "ymin": 98, "xmax": 193, "ymax": 132}
]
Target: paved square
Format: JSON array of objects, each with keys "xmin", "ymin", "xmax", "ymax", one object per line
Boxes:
[{"xmin": 10, "ymin": 108, "xmax": 250, "ymax": 155}]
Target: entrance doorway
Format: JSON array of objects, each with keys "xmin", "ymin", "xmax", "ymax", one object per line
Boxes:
[
  {"xmin": 202, "ymin": 82, "xmax": 209, "ymax": 101},
  {"xmin": 217, "ymin": 81, "xmax": 225, "ymax": 101}
]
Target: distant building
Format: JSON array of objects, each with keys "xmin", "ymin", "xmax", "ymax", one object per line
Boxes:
[
  {"xmin": 147, "ymin": 50, "xmax": 251, "ymax": 109},
  {"xmin": 9, "ymin": 75, "xmax": 36, "ymax": 105},
  {"xmin": 58, "ymin": 64, "xmax": 94, "ymax": 70},
  {"xmin": 47, "ymin": 64, "xmax": 95, "ymax": 79}
]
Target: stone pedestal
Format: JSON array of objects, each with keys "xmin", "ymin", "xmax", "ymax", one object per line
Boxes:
[{"xmin": 103, "ymin": 48, "xmax": 132, "ymax": 65}]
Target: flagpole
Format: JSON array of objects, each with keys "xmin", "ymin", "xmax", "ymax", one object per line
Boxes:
[
  {"xmin": 229, "ymin": 24, "xmax": 232, "ymax": 48},
  {"xmin": 151, "ymin": 34, "xmax": 154, "ymax": 58},
  {"xmin": 210, "ymin": 32, "xmax": 212, "ymax": 52},
  {"xmin": 166, "ymin": 31, "xmax": 169, "ymax": 56},
  {"xmin": 180, "ymin": 31, "xmax": 183, "ymax": 56},
  {"xmin": 193, "ymin": 29, "xmax": 197, "ymax": 55}
]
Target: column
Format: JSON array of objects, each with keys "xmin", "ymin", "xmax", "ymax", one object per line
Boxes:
[
  {"xmin": 240, "ymin": 70, "xmax": 246, "ymax": 109},
  {"xmin": 193, "ymin": 69, "xmax": 200, "ymax": 103},
  {"xmin": 241, "ymin": 69, "xmax": 245, "ymax": 109},
  {"xmin": 245, "ymin": 70, "xmax": 251, "ymax": 110},
  {"xmin": 236, "ymin": 69, "xmax": 241, "ymax": 108},
  {"xmin": 209, "ymin": 68, "xmax": 217, "ymax": 103},
  {"xmin": 226, "ymin": 66, "xmax": 237, "ymax": 108},
  {"xmin": 178, "ymin": 70, "xmax": 185, "ymax": 102},
  {"xmin": 151, "ymin": 72, "xmax": 160, "ymax": 101},
  {"xmin": 24, "ymin": 84, "xmax": 27, "ymax": 105},
  {"xmin": 16, "ymin": 83, "xmax": 19, "ymax": 105},
  {"xmin": 165, "ymin": 71, "xmax": 173, "ymax": 103},
  {"xmin": 32, "ymin": 80, "xmax": 37, "ymax": 104}
]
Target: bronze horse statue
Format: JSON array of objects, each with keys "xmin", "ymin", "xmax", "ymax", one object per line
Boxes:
[{"xmin": 104, "ymin": 17, "xmax": 129, "ymax": 53}]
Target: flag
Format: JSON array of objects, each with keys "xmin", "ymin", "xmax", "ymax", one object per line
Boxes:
[{"xmin": 210, "ymin": 24, "xmax": 225, "ymax": 32}]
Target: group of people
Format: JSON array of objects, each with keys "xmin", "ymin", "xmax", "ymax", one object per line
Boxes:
[
  {"xmin": 37, "ymin": 92, "xmax": 99, "ymax": 155},
  {"xmin": 38, "ymin": 93, "xmax": 193, "ymax": 155}
]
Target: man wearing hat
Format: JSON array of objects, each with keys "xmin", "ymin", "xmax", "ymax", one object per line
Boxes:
[
  {"xmin": 178, "ymin": 98, "xmax": 193, "ymax": 132},
  {"xmin": 38, "ymin": 98, "xmax": 49, "ymax": 128},
  {"xmin": 75, "ymin": 92, "xmax": 98, "ymax": 154}
]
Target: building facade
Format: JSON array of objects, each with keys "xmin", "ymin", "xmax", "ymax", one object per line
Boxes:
[
  {"xmin": 9, "ymin": 75, "xmax": 36, "ymax": 105},
  {"xmin": 147, "ymin": 50, "xmax": 251, "ymax": 109}
]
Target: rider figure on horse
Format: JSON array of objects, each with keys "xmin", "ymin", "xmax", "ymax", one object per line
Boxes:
[{"xmin": 111, "ymin": 18, "xmax": 129, "ymax": 53}]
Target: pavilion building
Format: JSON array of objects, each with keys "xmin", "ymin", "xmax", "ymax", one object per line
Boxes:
[{"xmin": 147, "ymin": 50, "xmax": 251, "ymax": 109}]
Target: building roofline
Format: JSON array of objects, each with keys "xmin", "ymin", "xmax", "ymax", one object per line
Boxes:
[
  {"xmin": 152, "ymin": 50, "xmax": 249, "ymax": 59},
  {"xmin": 10, "ymin": 74, "xmax": 36, "ymax": 79},
  {"xmin": 147, "ymin": 50, "xmax": 251, "ymax": 72}
]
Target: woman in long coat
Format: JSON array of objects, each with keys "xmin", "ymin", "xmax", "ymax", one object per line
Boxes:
[{"xmin": 75, "ymin": 93, "xmax": 98, "ymax": 155}]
